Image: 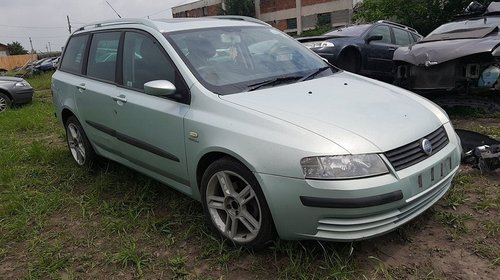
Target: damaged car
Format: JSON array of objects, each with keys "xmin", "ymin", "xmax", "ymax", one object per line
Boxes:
[
  {"xmin": 394, "ymin": 2, "xmax": 500, "ymax": 94},
  {"xmin": 299, "ymin": 21, "xmax": 422, "ymax": 82}
]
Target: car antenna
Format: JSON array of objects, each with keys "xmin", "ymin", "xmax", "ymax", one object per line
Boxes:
[{"xmin": 105, "ymin": 1, "xmax": 122, "ymax": 18}]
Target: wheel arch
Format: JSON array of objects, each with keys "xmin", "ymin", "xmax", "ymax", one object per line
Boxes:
[
  {"xmin": 0, "ymin": 88, "xmax": 13, "ymax": 101},
  {"xmin": 195, "ymin": 149, "xmax": 256, "ymax": 193},
  {"xmin": 339, "ymin": 45, "xmax": 361, "ymax": 61},
  {"xmin": 337, "ymin": 45, "xmax": 362, "ymax": 72},
  {"xmin": 61, "ymin": 107, "xmax": 76, "ymax": 125}
]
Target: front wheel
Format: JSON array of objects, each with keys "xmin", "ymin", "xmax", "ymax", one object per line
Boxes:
[
  {"xmin": 201, "ymin": 157, "xmax": 275, "ymax": 249},
  {"xmin": 65, "ymin": 116, "xmax": 97, "ymax": 167},
  {"xmin": 0, "ymin": 92, "xmax": 11, "ymax": 113}
]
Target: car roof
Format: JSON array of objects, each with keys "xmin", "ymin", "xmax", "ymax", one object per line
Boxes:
[{"xmin": 73, "ymin": 17, "xmax": 264, "ymax": 35}]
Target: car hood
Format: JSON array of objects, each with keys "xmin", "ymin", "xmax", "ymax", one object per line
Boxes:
[
  {"xmin": 0, "ymin": 76, "xmax": 23, "ymax": 83},
  {"xmin": 296, "ymin": 35, "xmax": 348, "ymax": 43},
  {"xmin": 220, "ymin": 72, "xmax": 445, "ymax": 154},
  {"xmin": 394, "ymin": 31, "xmax": 500, "ymax": 65}
]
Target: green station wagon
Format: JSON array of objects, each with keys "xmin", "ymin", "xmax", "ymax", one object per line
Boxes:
[{"xmin": 52, "ymin": 17, "xmax": 462, "ymax": 248}]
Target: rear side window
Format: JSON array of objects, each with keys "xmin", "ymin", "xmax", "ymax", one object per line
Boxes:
[
  {"xmin": 393, "ymin": 28, "xmax": 411, "ymax": 46},
  {"xmin": 86, "ymin": 32, "xmax": 121, "ymax": 82},
  {"xmin": 60, "ymin": 35, "xmax": 88, "ymax": 74}
]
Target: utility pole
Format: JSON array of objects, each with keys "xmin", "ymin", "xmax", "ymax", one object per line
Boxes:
[
  {"xmin": 48, "ymin": 42, "xmax": 52, "ymax": 53},
  {"xmin": 29, "ymin": 37, "xmax": 34, "ymax": 53},
  {"xmin": 67, "ymin": 15, "xmax": 72, "ymax": 34},
  {"xmin": 29, "ymin": 37, "xmax": 35, "ymax": 62}
]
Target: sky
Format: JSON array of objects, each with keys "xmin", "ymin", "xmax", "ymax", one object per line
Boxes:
[{"xmin": 0, "ymin": 0, "xmax": 197, "ymax": 53}]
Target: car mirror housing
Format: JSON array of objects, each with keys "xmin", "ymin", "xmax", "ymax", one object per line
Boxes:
[
  {"xmin": 144, "ymin": 80, "xmax": 176, "ymax": 96},
  {"xmin": 367, "ymin": 34, "xmax": 383, "ymax": 43}
]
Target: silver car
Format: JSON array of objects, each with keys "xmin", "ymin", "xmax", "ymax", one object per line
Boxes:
[
  {"xmin": 0, "ymin": 76, "xmax": 34, "ymax": 112},
  {"xmin": 52, "ymin": 17, "xmax": 462, "ymax": 248}
]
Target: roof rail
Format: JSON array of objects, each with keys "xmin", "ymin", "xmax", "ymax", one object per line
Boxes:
[
  {"xmin": 377, "ymin": 20, "xmax": 418, "ymax": 33},
  {"xmin": 76, "ymin": 18, "xmax": 159, "ymax": 32},
  {"xmin": 208, "ymin": 15, "xmax": 271, "ymax": 26}
]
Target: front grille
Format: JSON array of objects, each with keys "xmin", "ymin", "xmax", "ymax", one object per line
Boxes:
[{"xmin": 385, "ymin": 126, "xmax": 449, "ymax": 171}]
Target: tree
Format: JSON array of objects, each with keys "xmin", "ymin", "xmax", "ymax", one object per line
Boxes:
[
  {"xmin": 220, "ymin": 0, "xmax": 255, "ymax": 17},
  {"xmin": 7, "ymin": 41, "xmax": 28, "ymax": 55},
  {"xmin": 353, "ymin": 0, "xmax": 493, "ymax": 35}
]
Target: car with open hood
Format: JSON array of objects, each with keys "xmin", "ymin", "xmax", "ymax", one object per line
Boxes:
[
  {"xmin": 52, "ymin": 16, "xmax": 461, "ymax": 249},
  {"xmin": 394, "ymin": 2, "xmax": 500, "ymax": 94}
]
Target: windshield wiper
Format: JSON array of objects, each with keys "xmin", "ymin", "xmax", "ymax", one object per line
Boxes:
[
  {"xmin": 247, "ymin": 75, "xmax": 302, "ymax": 91},
  {"xmin": 298, "ymin": 66, "xmax": 331, "ymax": 82}
]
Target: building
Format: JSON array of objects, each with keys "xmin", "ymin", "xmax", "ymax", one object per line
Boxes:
[
  {"xmin": 171, "ymin": 0, "xmax": 363, "ymax": 34},
  {"xmin": 0, "ymin": 43, "xmax": 8, "ymax": 56},
  {"xmin": 172, "ymin": 0, "xmax": 223, "ymax": 18}
]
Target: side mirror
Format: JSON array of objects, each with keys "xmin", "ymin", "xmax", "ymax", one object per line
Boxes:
[
  {"xmin": 366, "ymin": 34, "xmax": 383, "ymax": 43},
  {"xmin": 144, "ymin": 80, "xmax": 176, "ymax": 96}
]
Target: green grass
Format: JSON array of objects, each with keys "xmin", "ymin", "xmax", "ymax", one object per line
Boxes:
[
  {"xmin": 444, "ymin": 174, "xmax": 471, "ymax": 210},
  {"xmin": 26, "ymin": 71, "xmax": 53, "ymax": 91},
  {"xmin": 1, "ymin": 73, "xmax": 498, "ymax": 279}
]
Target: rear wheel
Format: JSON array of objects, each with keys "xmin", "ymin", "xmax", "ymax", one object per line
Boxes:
[
  {"xmin": 65, "ymin": 116, "xmax": 97, "ymax": 167},
  {"xmin": 337, "ymin": 49, "xmax": 360, "ymax": 73},
  {"xmin": 0, "ymin": 92, "xmax": 11, "ymax": 113},
  {"xmin": 201, "ymin": 157, "xmax": 275, "ymax": 249}
]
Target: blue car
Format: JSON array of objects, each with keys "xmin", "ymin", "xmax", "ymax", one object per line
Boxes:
[{"xmin": 299, "ymin": 21, "xmax": 422, "ymax": 82}]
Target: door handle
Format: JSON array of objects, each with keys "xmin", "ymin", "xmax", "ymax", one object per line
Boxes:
[
  {"xmin": 112, "ymin": 94, "xmax": 127, "ymax": 103},
  {"xmin": 76, "ymin": 83, "xmax": 86, "ymax": 92}
]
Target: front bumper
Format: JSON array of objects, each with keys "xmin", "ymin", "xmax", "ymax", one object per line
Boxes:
[
  {"xmin": 12, "ymin": 88, "xmax": 34, "ymax": 105},
  {"xmin": 256, "ymin": 125, "xmax": 461, "ymax": 241}
]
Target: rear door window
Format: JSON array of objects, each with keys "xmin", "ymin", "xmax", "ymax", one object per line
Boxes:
[
  {"xmin": 86, "ymin": 32, "xmax": 121, "ymax": 83},
  {"xmin": 393, "ymin": 28, "xmax": 411, "ymax": 46},
  {"xmin": 60, "ymin": 35, "xmax": 89, "ymax": 74}
]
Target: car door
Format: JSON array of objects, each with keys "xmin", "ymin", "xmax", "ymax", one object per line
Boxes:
[
  {"xmin": 113, "ymin": 31, "xmax": 191, "ymax": 188},
  {"xmin": 75, "ymin": 31, "xmax": 122, "ymax": 153},
  {"xmin": 363, "ymin": 25, "xmax": 397, "ymax": 76}
]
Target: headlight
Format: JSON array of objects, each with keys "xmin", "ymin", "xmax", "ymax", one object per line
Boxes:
[
  {"xmin": 320, "ymin": 41, "xmax": 334, "ymax": 47},
  {"xmin": 304, "ymin": 41, "xmax": 334, "ymax": 48},
  {"xmin": 300, "ymin": 154, "xmax": 389, "ymax": 180},
  {"xmin": 15, "ymin": 80, "xmax": 30, "ymax": 87}
]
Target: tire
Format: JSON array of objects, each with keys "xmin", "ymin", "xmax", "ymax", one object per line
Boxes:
[
  {"xmin": 0, "ymin": 92, "xmax": 11, "ymax": 113},
  {"xmin": 64, "ymin": 116, "xmax": 97, "ymax": 167},
  {"xmin": 200, "ymin": 157, "xmax": 275, "ymax": 249},
  {"xmin": 337, "ymin": 49, "xmax": 360, "ymax": 73}
]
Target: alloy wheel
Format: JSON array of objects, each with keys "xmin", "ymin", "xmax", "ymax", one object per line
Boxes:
[
  {"xmin": 205, "ymin": 170, "xmax": 262, "ymax": 243},
  {"xmin": 67, "ymin": 123, "xmax": 86, "ymax": 165},
  {"xmin": 0, "ymin": 96, "xmax": 7, "ymax": 112}
]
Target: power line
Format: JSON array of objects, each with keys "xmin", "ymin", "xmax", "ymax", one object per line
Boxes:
[
  {"xmin": 141, "ymin": 7, "xmax": 173, "ymax": 18},
  {"xmin": 0, "ymin": 24, "xmax": 66, "ymax": 29},
  {"xmin": 1, "ymin": 34, "xmax": 69, "ymax": 39}
]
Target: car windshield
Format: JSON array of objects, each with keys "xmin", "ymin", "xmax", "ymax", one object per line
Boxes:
[
  {"xmin": 323, "ymin": 24, "xmax": 371, "ymax": 37},
  {"xmin": 166, "ymin": 26, "xmax": 333, "ymax": 95},
  {"xmin": 427, "ymin": 16, "xmax": 500, "ymax": 36}
]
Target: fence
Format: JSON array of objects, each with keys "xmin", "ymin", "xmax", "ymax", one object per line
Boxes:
[{"xmin": 0, "ymin": 54, "xmax": 38, "ymax": 70}]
